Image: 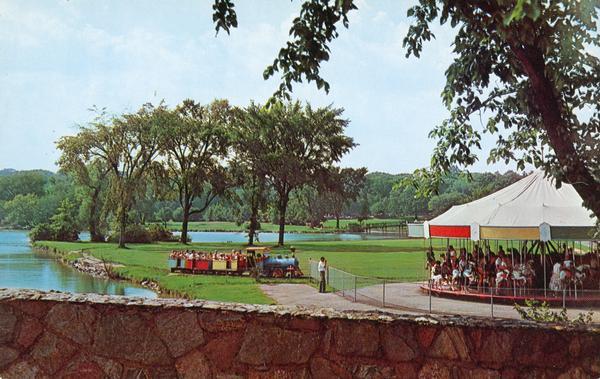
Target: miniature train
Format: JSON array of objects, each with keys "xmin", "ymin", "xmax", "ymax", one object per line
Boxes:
[{"xmin": 168, "ymin": 246, "xmax": 304, "ymax": 278}]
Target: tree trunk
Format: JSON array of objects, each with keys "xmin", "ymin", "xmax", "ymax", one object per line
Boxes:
[
  {"xmin": 180, "ymin": 199, "xmax": 191, "ymax": 244},
  {"xmin": 89, "ymin": 188, "xmax": 102, "ymax": 242},
  {"xmin": 277, "ymin": 193, "xmax": 289, "ymax": 246},
  {"xmin": 511, "ymin": 44, "xmax": 600, "ymax": 217},
  {"xmin": 336, "ymin": 214, "xmax": 340, "ymax": 229},
  {"xmin": 248, "ymin": 203, "xmax": 259, "ymax": 246},
  {"xmin": 118, "ymin": 205, "xmax": 127, "ymax": 249}
]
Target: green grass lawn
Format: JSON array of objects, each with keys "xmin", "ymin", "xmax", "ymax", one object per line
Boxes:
[
  {"xmin": 35, "ymin": 238, "xmax": 446, "ymax": 304},
  {"xmin": 160, "ymin": 218, "xmax": 402, "ymax": 233}
]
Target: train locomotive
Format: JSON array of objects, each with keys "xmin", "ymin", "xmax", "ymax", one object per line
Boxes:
[{"xmin": 168, "ymin": 246, "xmax": 303, "ymax": 278}]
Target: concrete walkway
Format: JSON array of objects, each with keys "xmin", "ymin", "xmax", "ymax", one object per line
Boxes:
[
  {"xmin": 260, "ymin": 283, "xmax": 400, "ymax": 313},
  {"xmin": 261, "ymin": 282, "xmax": 600, "ymax": 322}
]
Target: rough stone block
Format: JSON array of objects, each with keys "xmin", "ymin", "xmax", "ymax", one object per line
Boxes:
[
  {"xmin": 0, "ymin": 304, "xmax": 17, "ymax": 344},
  {"xmin": 310, "ymin": 357, "xmax": 350, "ymax": 379},
  {"xmin": 459, "ymin": 367, "xmax": 501, "ymax": 379},
  {"xmin": 416, "ymin": 326, "xmax": 437, "ymax": 350},
  {"xmin": 514, "ymin": 330, "xmax": 567, "ymax": 369},
  {"xmin": 351, "ymin": 364, "xmax": 396, "ymax": 379},
  {"xmin": 199, "ymin": 311, "xmax": 245, "ymax": 333},
  {"xmin": 247, "ymin": 367, "xmax": 310, "ymax": 379},
  {"xmin": 155, "ymin": 310, "xmax": 205, "ymax": 357},
  {"xmin": 92, "ymin": 311, "xmax": 171, "ymax": 366},
  {"xmin": 418, "ymin": 361, "xmax": 451, "ymax": 379},
  {"xmin": 476, "ymin": 330, "xmax": 513, "ymax": 367},
  {"xmin": 288, "ymin": 317, "xmax": 321, "ymax": 331},
  {"xmin": 557, "ymin": 367, "xmax": 591, "ymax": 379},
  {"xmin": 382, "ymin": 324, "xmax": 418, "ymax": 362},
  {"xmin": 238, "ymin": 324, "xmax": 319, "ymax": 365},
  {"xmin": 11, "ymin": 300, "xmax": 52, "ymax": 318},
  {"xmin": 59, "ymin": 359, "xmax": 105, "ymax": 379},
  {"xmin": 45, "ymin": 303, "xmax": 98, "ymax": 345},
  {"xmin": 176, "ymin": 349, "xmax": 211, "ymax": 379},
  {"xmin": 333, "ymin": 320, "xmax": 379, "ymax": 357},
  {"xmin": 394, "ymin": 362, "xmax": 418, "ymax": 379},
  {"xmin": 0, "ymin": 346, "xmax": 19, "ymax": 369},
  {"xmin": 203, "ymin": 332, "xmax": 242, "ymax": 372},
  {"xmin": 428, "ymin": 328, "xmax": 470, "ymax": 361},
  {"xmin": 1, "ymin": 361, "xmax": 41, "ymax": 379},
  {"xmin": 30, "ymin": 332, "xmax": 78, "ymax": 374},
  {"xmin": 16, "ymin": 316, "xmax": 43, "ymax": 349}
]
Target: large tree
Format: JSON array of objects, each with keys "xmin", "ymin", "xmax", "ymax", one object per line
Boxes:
[
  {"xmin": 321, "ymin": 167, "xmax": 367, "ymax": 229},
  {"xmin": 57, "ymin": 104, "xmax": 164, "ymax": 248},
  {"xmin": 211, "ymin": 0, "xmax": 600, "ymax": 217},
  {"xmin": 240, "ymin": 101, "xmax": 355, "ymax": 245},
  {"xmin": 56, "ymin": 141, "xmax": 110, "ymax": 242},
  {"xmin": 160, "ymin": 99, "xmax": 233, "ymax": 244}
]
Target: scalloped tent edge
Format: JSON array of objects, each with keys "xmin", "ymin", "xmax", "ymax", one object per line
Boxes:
[{"xmin": 409, "ymin": 171, "xmax": 597, "ymax": 241}]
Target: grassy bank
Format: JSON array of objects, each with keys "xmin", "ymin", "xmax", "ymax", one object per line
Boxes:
[
  {"xmin": 159, "ymin": 218, "xmax": 401, "ymax": 233},
  {"xmin": 35, "ymin": 238, "xmax": 440, "ymax": 304}
]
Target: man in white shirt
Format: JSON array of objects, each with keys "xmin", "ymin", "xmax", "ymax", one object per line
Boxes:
[{"xmin": 318, "ymin": 257, "xmax": 327, "ymax": 293}]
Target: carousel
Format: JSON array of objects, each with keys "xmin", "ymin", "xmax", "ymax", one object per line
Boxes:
[{"xmin": 409, "ymin": 171, "xmax": 600, "ymax": 305}]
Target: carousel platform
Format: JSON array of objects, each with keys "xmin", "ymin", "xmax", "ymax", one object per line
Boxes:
[{"xmin": 419, "ymin": 285, "xmax": 600, "ymax": 306}]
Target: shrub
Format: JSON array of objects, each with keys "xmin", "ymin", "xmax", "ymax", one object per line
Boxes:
[
  {"xmin": 514, "ymin": 300, "xmax": 594, "ymax": 325},
  {"xmin": 108, "ymin": 224, "xmax": 152, "ymax": 244},
  {"xmin": 147, "ymin": 224, "xmax": 177, "ymax": 242},
  {"xmin": 108, "ymin": 224, "xmax": 179, "ymax": 243},
  {"xmin": 29, "ymin": 223, "xmax": 54, "ymax": 242}
]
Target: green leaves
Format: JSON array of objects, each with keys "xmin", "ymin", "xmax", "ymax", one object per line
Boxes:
[
  {"xmin": 503, "ymin": 0, "xmax": 542, "ymax": 26},
  {"xmin": 262, "ymin": 0, "xmax": 357, "ymax": 99},
  {"xmin": 212, "ymin": 0, "xmax": 238, "ymax": 35}
]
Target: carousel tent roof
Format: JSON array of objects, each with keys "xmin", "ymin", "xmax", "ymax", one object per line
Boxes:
[
  {"xmin": 430, "ymin": 171, "xmax": 596, "ymax": 227},
  {"xmin": 422, "ymin": 171, "xmax": 597, "ymax": 240}
]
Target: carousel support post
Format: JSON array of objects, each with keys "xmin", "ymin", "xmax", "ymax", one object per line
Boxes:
[
  {"xmin": 428, "ymin": 279, "xmax": 432, "ymax": 313},
  {"xmin": 542, "ymin": 242, "xmax": 547, "ymax": 298},
  {"xmin": 563, "ymin": 288, "xmax": 566, "ymax": 309},
  {"xmin": 511, "ymin": 241, "xmax": 516, "ymax": 298},
  {"xmin": 490, "ymin": 285, "xmax": 494, "ymax": 318}
]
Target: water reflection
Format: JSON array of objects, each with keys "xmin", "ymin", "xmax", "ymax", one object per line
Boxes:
[
  {"xmin": 0, "ymin": 230, "xmax": 155, "ymax": 298},
  {"xmin": 183, "ymin": 231, "xmax": 397, "ymax": 243}
]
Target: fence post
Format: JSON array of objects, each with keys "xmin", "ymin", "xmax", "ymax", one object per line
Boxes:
[
  {"xmin": 382, "ymin": 280, "xmax": 386, "ymax": 307},
  {"xmin": 562, "ymin": 288, "xmax": 566, "ymax": 309},
  {"xmin": 490, "ymin": 285, "xmax": 494, "ymax": 319},
  {"xmin": 429, "ymin": 279, "xmax": 432, "ymax": 314},
  {"xmin": 354, "ymin": 276, "xmax": 357, "ymax": 302}
]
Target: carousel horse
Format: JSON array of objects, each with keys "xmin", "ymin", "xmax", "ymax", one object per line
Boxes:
[
  {"xmin": 550, "ymin": 262, "xmax": 563, "ymax": 291},
  {"xmin": 496, "ymin": 268, "xmax": 511, "ymax": 289},
  {"xmin": 574, "ymin": 264, "xmax": 591, "ymax": 289},
  {"xmin": 462, "ymin": 261, "xmax": 477, "ymax": 287},
  {"xmin": 512, "ymin": 261, "xmax": 536, "ymax": 289},
  {"xmin": 559, "ymin": 260, "xmax": 576, "ymax": 290},
  {"xmin": 451, "ymin": 267, "xmax": 462, "ymax": 290}
]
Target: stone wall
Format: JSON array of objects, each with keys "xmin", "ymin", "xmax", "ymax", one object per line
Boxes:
[{"xmin": 0, "ymin": 289, "xmax": 598, "ymax": 378}]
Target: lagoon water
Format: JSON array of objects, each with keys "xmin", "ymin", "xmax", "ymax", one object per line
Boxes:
[
  {"xmin": 0, "ymin": 229, "xmax": 392, "ymax": 297},
  {"xmin": 184, "ymin": 231, "xmax": 387, "ymax": 243},
  {"xmin": 0, "ymin": 230, "xmax": 156, "ymax": 298}
]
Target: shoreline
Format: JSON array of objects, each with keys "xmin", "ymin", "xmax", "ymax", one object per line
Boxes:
[{"xmin": 32, "ymin": 244, "xmax": 173, "ymax": 298}]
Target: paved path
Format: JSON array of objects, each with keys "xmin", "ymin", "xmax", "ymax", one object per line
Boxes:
[
  {"xmin": 261, "ymin": 284, "xmax": 408, "ymax": 314},
  {"xmin": 262, "ymin": 282, "xmax": 600, "ymax": 322}
]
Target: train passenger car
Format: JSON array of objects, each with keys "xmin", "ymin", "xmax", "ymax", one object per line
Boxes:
[{"xmin": 168, "ymin": 247, "xmax": 303, "ymax": 278}]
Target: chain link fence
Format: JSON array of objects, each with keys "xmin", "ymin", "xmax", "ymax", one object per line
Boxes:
[{"xmin": 308, "ymin": 260, "xmax": 600, "ymax": 321}]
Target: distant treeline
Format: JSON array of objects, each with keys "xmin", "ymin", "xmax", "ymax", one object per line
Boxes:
[
  {"xmin": 0, "ymin": 167, "xmax": 523, "ymax": 230},
  {"xmin": 0, "ymin": 100, "xmax": 525, "ymax": 247}
]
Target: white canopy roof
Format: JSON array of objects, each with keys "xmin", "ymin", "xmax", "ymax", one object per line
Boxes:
[{"xmin": 429, "ymin": 171, "xmax": 596, "ymax": 228}]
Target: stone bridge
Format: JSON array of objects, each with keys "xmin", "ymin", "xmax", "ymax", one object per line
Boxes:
[{"xmin": 0, "ymin": 289, "xmax": 598, "ymax": 378}]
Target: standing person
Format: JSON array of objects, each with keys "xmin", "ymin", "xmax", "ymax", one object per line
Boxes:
[{"xmin": 318, "ymin": 257, "xmax": 327, "ymax": 293}]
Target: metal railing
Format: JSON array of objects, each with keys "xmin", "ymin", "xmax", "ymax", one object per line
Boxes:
[{"xmin": 308, "ymin": 260, "xmax": 600, "ymax": 321}]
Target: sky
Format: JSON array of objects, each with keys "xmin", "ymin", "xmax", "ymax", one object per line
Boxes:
[{"xmin": 0, "ymin": 0, "xmax": 518, "ymax": 174}]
